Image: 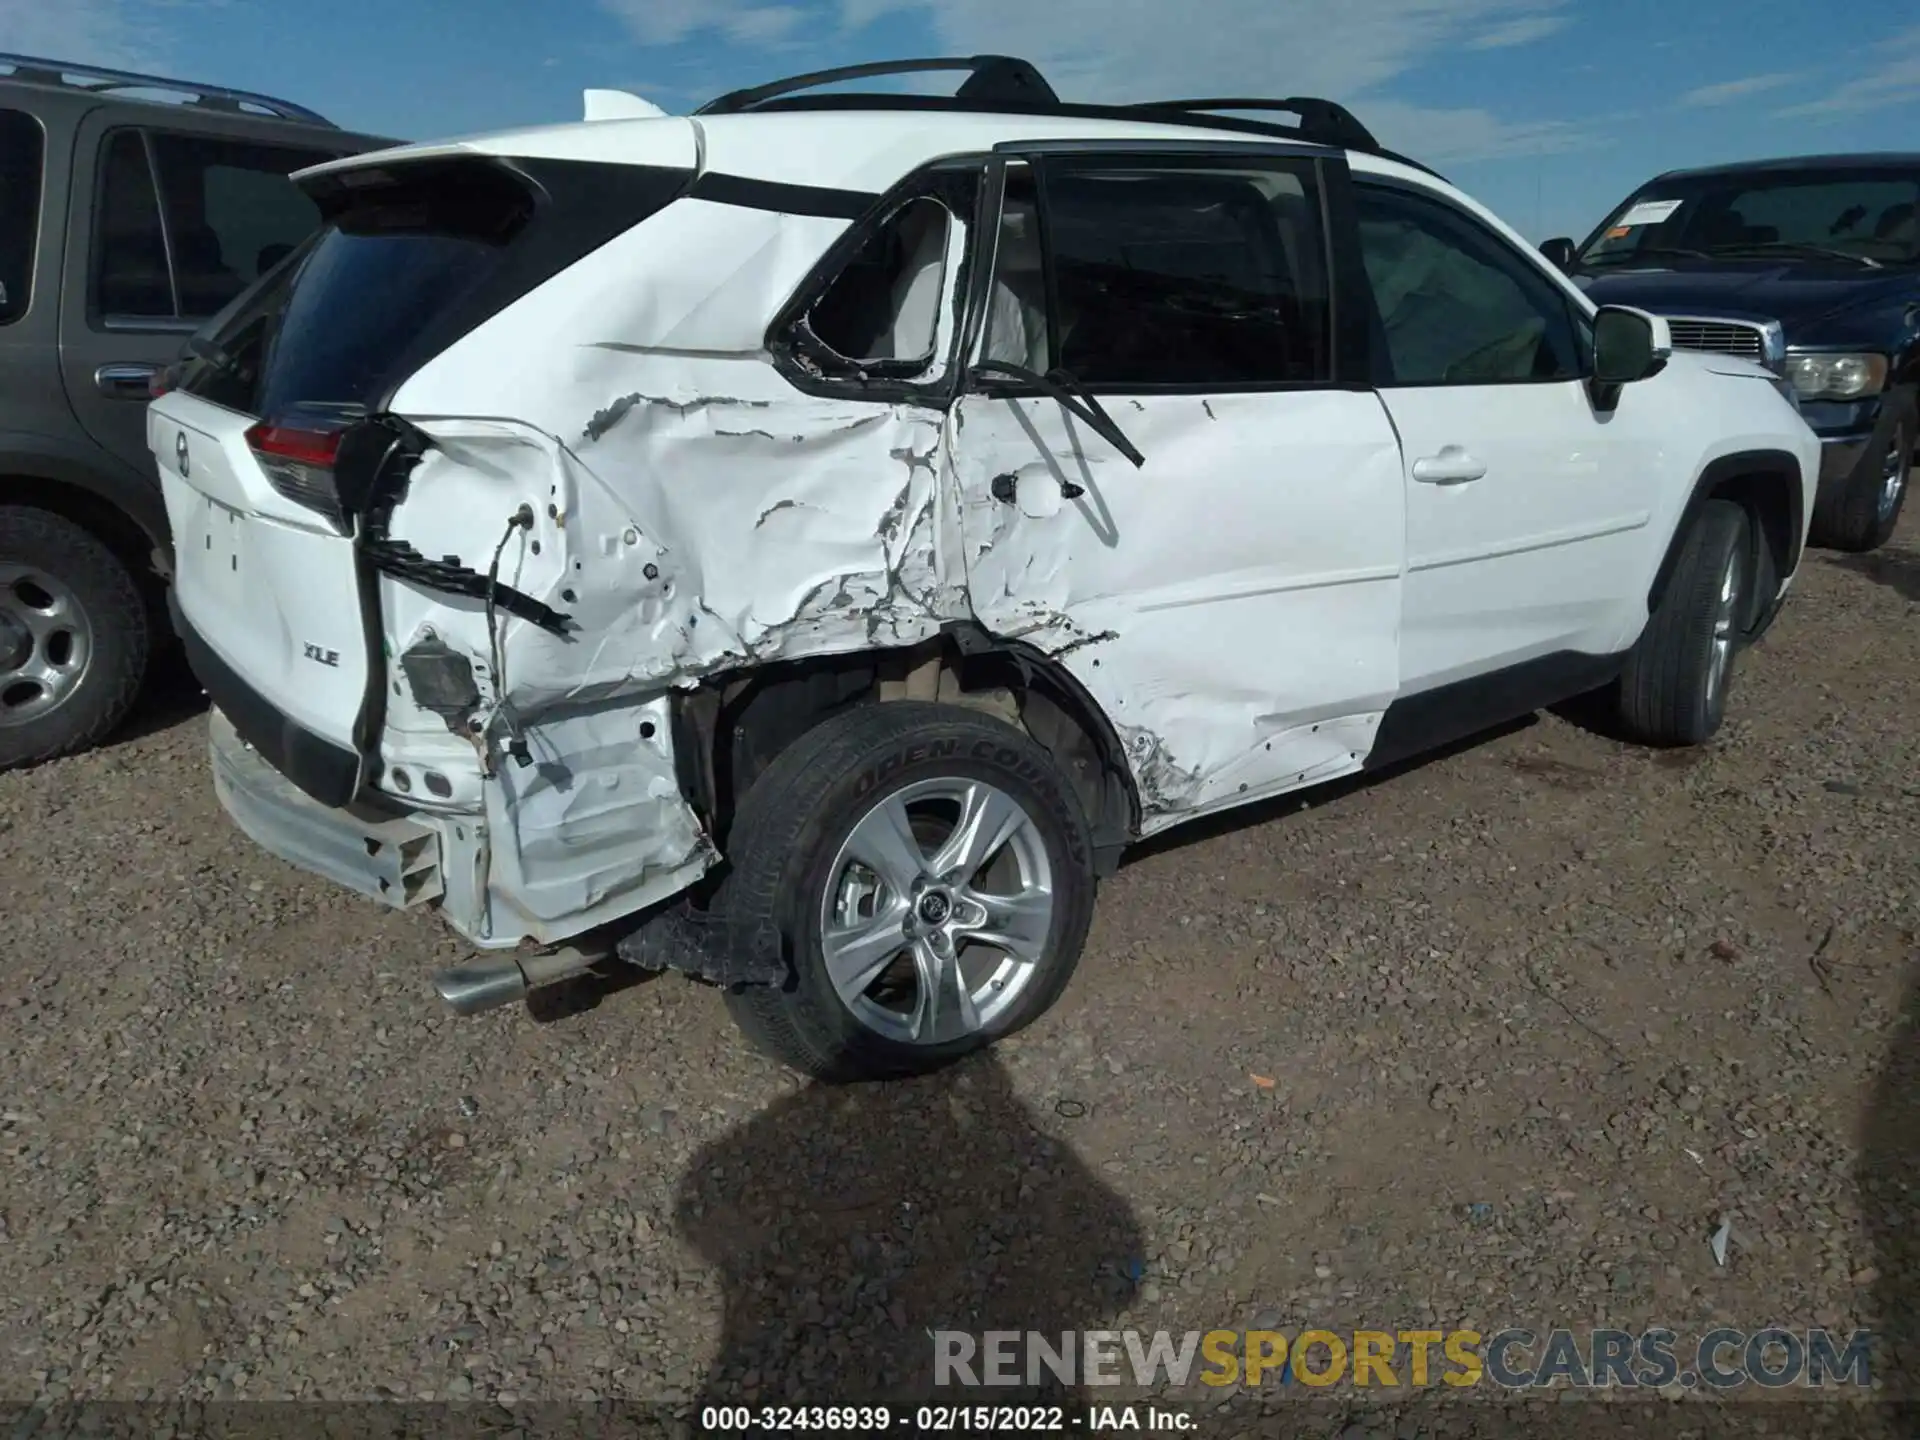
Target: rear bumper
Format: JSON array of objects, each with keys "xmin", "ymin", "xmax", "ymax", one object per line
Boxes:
[
  {"xmin": 210, "ymin": 708, "xmax": 444, "ymax": 911},
  {"xmin": 172, "ymin": 587, "xmax": 363, "ymax": 809}
]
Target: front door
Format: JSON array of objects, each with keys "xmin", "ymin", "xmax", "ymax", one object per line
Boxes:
[
  {"xmin": 947, "ymin": 154, "xmax": 1406, "ymax": 832},
  {"xmin": 58, "ymin": 116, "xmax": 338, "ymax": 476},
  {"xmin": 1350, "ymin": 178, "xmax": 1671, "ymax": 698}
]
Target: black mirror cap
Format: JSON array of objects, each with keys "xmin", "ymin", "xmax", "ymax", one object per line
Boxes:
[
  {"xmin": 1540, "ymin": 236, "xmax": 1578, "ymax": 273},
  {"xmin": 1592, "ymin": 306, "xmax": 1658, "ymax": 385}
]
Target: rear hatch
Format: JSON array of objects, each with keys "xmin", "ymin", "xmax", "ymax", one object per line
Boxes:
[{"xmin": 152, "ymin": 145, "xmax": 692, "ymax": 805}]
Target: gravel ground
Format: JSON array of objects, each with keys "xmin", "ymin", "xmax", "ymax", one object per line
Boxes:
[{"xmin": 2, "ymin": 527, "xmax": 1917, "ymax": 1437}]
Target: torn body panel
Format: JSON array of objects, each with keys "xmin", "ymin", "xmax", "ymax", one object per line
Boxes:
[
  {"xmin": 356, "ymin": 185, "xmax": 974, "ymax": 947},
  {"xmin": 947, "ymin": 387, "xmax": 1407, "ymax": 833}
]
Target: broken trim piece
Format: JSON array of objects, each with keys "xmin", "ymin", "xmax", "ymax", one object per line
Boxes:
[
  {"xmin": 363, "ymin": 538, "xmax": 572, "ymax": 637},
  {"xmin": 616, "ymin": 896, "xmax": 788, "ymax": 988}
]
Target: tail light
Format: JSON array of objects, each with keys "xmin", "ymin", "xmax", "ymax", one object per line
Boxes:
[
  {"xmin": 246, "ymin": 420, "xmax": 347, "ymax": 530},
  {"xmin": 148, "ymin": 364, "xmax": 176, "ymax": 399}
]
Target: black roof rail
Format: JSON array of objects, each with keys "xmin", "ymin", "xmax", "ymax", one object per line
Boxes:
[
  {"xmin": 693, "ymin": 57, "xmax": 1438, "ymax": 175},
  {"xmin": 0, "ymin": 51, "xmax": 334, "ymax": 126},
  {"xmin": 1125, "ymin": 97, "xmax": 1379, "ymax": 154},
  {"xmin": 698, "ymin": 55, "xmax": 1057, "ymax": 115}
]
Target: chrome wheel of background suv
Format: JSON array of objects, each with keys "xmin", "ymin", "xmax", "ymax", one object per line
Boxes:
[{"xmin": 1880, "ymin": 418, "xmax": 1912, "ymax": 525}]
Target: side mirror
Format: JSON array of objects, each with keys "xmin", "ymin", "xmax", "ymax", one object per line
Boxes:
[
  {"xmin": 1592, "ymin": 305, "xmax": 1671, "ymax": 384},
  {"xmin": 1589, "ymin": 305, "xmax": 1672, "ymax": 410},
  {"xmin": 1540, "ymin": 237, "xmax": 1578, "ymax": 273}
]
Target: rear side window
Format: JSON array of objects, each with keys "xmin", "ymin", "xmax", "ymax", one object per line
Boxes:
[
  {"xmin": 0, "ymin": 107, "xmax": 44, "ymax": 325},
  {"xmin": 986, "ymin": 157, "xmax": 1332, "ymax": 387},
  {"xmin": 150, "ymin": 133, "xmax": 332, "ymax": 316},
  {"xmin": 96, "ymin": 131, "xmax": 173, "ymax": 318},
  {"xmin": 92, "ymin": 128, "xmax": 336, "ymax": 325}
]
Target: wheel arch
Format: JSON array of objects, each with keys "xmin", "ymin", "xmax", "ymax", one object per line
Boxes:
[
  {"xmin": 0, "ymin": 443, "xmax": 170, "ymax": 585},
  {"xmin": 669, "ymin": 625, "xmax": 1142, "ymax": 877},
  {"xmin": 1648, "ymin": 449, "xmax": 1803, "ymax": 637}
]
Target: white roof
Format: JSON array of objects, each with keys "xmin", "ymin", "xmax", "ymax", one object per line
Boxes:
[
  {"xmin": 289, "ymin": 105, "xmax": 1515, "ymax": 248},
  {"xmin": 297, "ymin": 107, "xmax": 1375, "ymax": 193}
]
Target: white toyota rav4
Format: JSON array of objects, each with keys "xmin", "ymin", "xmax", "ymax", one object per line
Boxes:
[{"xmin": 149, "ymin": 57, "xmax": 1819, "ymax": 1080}]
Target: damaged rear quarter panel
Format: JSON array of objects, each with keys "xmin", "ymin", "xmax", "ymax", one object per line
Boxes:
[{"xmin": 374, "ymin": 187, "xmax": 969, "ymax": 943}]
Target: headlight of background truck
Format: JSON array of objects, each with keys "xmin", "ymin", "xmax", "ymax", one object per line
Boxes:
[{"xmin": 1784, "ymin": 352, "xmax": 1889, "ymax": 402}]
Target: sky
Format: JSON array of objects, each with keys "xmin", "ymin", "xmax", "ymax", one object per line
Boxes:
[{"xmin": 4, "ymin": 0, "xmax": 1918, "ymax": 243}]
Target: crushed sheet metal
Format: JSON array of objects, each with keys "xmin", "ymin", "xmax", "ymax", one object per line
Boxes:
[
  {"xmin": 480, "ymin": 697, "xmax": 715, "ymax": 939},
  {"xmin": 949, "ymin": 387, "xmax": 1405, "ymax": 826}
]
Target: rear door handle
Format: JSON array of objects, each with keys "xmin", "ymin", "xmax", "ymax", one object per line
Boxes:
[
  {"xmin": 1410, "ymin": 447, "xmax": 1488, "ymax": 485},
  {"xmin": 95, "ymin": 363, "xmax": 160, "ymax": 399}
]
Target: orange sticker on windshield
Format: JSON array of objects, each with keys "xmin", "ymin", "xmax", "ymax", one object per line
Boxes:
[{"xmin": 1606, "ymin": 226, "xmax": 1632, "ymax": 238}]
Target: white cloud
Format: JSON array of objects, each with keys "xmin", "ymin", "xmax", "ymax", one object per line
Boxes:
[
  {"xmin": 1364, "ymin": 98, "xmax": 1595, "ymax": 163},
  {"xmin": 598, "ymin": 0, "xmax": 815, "ymax": 48},
  {"xmin": 0, "ymin": 0, "xmax": 168, "ymax": 70},
  {"xmin": 1679, "ymin": 72, "xmax": 1799, "ymax": 108},
  {"xmin": 839, "ymin": 0, "xmax": 919, "ymax": 26},
  {"xmin": 1466, "ymin": 15, "xmax": 1568, "ymax": 49},
  {"xmin": 838, "ymin": 0, "xmax": 1584, "ymax": 163},
  {"xmin": 1775, "ymin": 25, "xmax": 1920, "ymax": 116}
]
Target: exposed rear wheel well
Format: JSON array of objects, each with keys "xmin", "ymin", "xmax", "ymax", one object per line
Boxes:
[{"xmin": 672, "ymin": 627, "xmax": 1139, "ymax": 875}]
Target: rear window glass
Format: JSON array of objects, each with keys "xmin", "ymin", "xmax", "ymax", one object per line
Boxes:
[
  {"xmin": 178, "ymin": 160, "xmax": 533, "ymax": 415},
  {"xmin": 1, "ymin": 108, "xmax": 46, "ymax": 325}
]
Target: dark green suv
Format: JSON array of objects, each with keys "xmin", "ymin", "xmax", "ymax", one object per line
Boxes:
[{"xmin": 0, "ymin": 54, "xmax": 389, "ymax": 767}]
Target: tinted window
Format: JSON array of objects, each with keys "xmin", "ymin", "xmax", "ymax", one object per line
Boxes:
[
  {"xmin": 95, "ymin": 131, "xmax": 174, "ymax": 318},
  {"xmin": 0, "ymin": 108, "xmax": 43, "ymax": 325},
  {"xmin": 988, "ymin": 158, "xmax": 1330, "ymax": 387},
  {"xmin": 150, "ymin": 134, "xmax": 333, "ymax": 318},
  {"xmin": 1356, "ymin": 184, "xmax": 1582, "ymax": 386},
  {"xmin": 1581, "ymin": 170, "xmax": 1920, "ymax": 266},
  {"xmin": 180, "ymin": 159, "xmax": 533, "ymax": 415}
]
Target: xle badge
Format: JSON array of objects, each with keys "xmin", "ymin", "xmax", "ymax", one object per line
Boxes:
[{"xmin": 303, "ymin": 643, "xmax": 340, "ymax": 668}]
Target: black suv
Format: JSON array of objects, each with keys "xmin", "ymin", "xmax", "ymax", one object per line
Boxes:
[
  {"xmin": 1540, "ymin": 153, "xmax": 1919, "ymax": 553},
  {"xmin": 0, "ymin": 55, "xmax": 389, "ymax": 768}
]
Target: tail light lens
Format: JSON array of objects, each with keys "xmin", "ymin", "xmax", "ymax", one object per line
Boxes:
[
  {"xmin": 148, "ymin": 364, "xmax": 176, "ymax": 399},
  {"xmin": 246, "ymin": 420, "xmax": 347, "ymax": 530}
]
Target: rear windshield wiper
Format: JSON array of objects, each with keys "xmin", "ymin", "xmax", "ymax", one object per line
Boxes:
[
  {"xmin": 1579, "ymin": 246, "xmax": 1714, "ymax": 268},
  {"xmin": 1710, "ymin": 240, "xmax": 1882, "ymax": 269},
  {"xmin": 969, "ymin": 361, "xmax": 1147, "ymax": 469}
]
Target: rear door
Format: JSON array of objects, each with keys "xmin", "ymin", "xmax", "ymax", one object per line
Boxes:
[
  {"xmin": 948, "ymin": 152, "xmax": 1406, "ymax": 827},
  {"xmin": 58, "ymin": 113, "xmax": 342, "ymax": 475}
]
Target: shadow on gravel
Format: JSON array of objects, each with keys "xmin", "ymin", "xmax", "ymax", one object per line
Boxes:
[
  {"xmin": 1121, "ymin": 716, "xmax": 1535, "ymax": 867},
  {"xmin": 674, "ymin": 1052, "xmax": 1142, "ymax": 1422},
  {"xmin": 1860, "ymin": 958, "xmax": 1919, "ymax": 1428},
  {"xmin": 108, "ymin": 642, "xmax": 210, "ymax": 750},
  {"xmin": 1830, "ymin": 545, "xmax": 1920, "ymax": 604}
]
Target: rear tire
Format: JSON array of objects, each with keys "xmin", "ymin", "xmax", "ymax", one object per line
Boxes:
[
  {"xmin": 1617, "ymin": 498, "xmax": 1753, "ymax": 748},
  {"xmin": 1809, "ymin": 396, "xmax": 1913, "ymax": 553},
  {"xmin": 716, "ymin": 700, "xmax": 1097, "ymax": 1082},
  {"xmin": 0, "ymin": 506, "xmax": 150, "ymax": 769}
]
